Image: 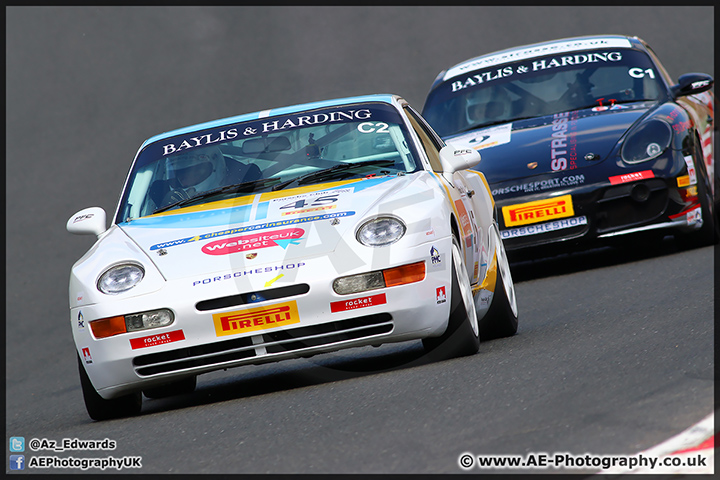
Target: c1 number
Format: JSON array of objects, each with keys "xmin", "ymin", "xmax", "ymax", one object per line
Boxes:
[{"xmin": 628, "ymin": 68, "xmax": 655, "ymax": 79}]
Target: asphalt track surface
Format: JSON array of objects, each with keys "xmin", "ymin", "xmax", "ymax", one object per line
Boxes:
[{"xmin": 5, "ymin": 6, "xmax": 715, "ymax": 475}]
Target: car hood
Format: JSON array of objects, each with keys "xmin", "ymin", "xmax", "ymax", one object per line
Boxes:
[
  {"xmin": 445, "ymin": 102, "xmax": 654, "ymax": 184},
  {"xmin": 117, "ymin": 174, "xmax": 423, "ymax": 280}
]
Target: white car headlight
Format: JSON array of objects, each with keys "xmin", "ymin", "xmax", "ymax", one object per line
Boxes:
[
  {"xmin": 356, "ymin": 216, "xmax": 406, "ymax": 247},
  {"xmin": 97, "ymin": 264, "xmax": 145, "ymax": 295},
  {"xmin": 125, "ymin": 309, "xmax": 175, "ymax": 332}
]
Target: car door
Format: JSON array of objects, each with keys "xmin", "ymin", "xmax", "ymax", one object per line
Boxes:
[{"xmin": 403, "ymin": 105, "xmax": 482, "ymax": 284}]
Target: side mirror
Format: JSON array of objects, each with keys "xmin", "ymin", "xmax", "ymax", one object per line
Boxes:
[
  {"xmin": 67, "ymin": 207, "xmax": 107, "ymax": 237},
  {"xmin": 671, "ymin": 73, "xmax": 714, "ymax": 99},
  {"xmin": 438, "ymin": 145, "xmax": 482, "ymax": 174}
]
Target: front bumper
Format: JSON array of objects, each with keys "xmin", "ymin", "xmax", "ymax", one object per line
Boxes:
[
  {"xmin": 496, "ymin": 174, "xmax": 703, "ymax": 254},
  {"xmin": 72, "ymin": 239, "xmax": 455, "ymax": 399}
]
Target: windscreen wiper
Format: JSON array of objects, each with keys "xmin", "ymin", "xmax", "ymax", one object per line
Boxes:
[
  {"xmin": 153, "ymin": 177, "xmax": 280, "ymax": 214},
  {"xmin": 271, "ymin": 159, "xmax": 396, "ymax": 191},
  {"xmin": 454, "ymin": 117, "xmax": 535, "ymax": 135},
  {"xmin": 579, "ymin": 98, "xmax": 658, "ymax": 110}
]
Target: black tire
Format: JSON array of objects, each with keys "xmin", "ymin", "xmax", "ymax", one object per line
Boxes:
[
  {"xmin": 143, "ymin": 376, "xmax": 197, "ymax": 399},
  {"xmin": 676, "ymin": 141, "xmax": 719, "ymax": 249},
  {"xmin": 478, "ymin": 226, "xmax": 518, "ymax": 341},
  {"xmin": 478, "ymin": 225, "xmax": 519, "ymax": 340},
  {"xmin": 78, "ymin": 355, "xmax": 142, "ymax": 421},
  {"xmin": 422, "ymin": 236, "xmax": 480, "ymax": 360}
]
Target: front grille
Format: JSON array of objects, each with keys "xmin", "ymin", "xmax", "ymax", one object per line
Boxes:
[
  {"xmin": 196, "ymin": 284, "xmax": 310, "ymax": 311},
  {"xmin": 133, "ymin": 336, "xmax": 255, "ymax": 375},
  {"xmin": 595, "ymin": 179, "xmax": 668, "ymax": 232},
  {"xmin": 132, "ymin": 313, "xmax": 393, "ymax": 377},
  {"xmin": 263, "ymin": 314, "xmax": 393, "ymax": 354}
]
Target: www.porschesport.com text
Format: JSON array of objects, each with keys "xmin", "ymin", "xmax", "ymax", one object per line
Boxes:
[{"xmin": 458, "ymin": 452, "xmax": 708, "ymax": 471}]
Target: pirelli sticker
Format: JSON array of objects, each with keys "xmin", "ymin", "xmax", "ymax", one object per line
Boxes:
[
  {"xmin": 502, "ymin": 194, "xmax": 574, "ymax": 227},
  {"xmin": 213, "ymin": 301, "xmax": 300, "ymax": 337}
]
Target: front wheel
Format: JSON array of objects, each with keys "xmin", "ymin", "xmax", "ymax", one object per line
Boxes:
[
  {"xmin": 422, "ymin": 236, "xmax": 480, "ymax": 360},
  {"xmin": 478, "ymin": 225, "xmax": 518, "ymax": 340},
  {"xmin": 78, "ymin": 355, "xmax": 142, "ymax": 421},
  {"xmin": 676, "ymin": 143, "xmax": 720, "ymax": 249}
]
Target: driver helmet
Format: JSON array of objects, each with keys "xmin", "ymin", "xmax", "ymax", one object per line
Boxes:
[
  {"xmin": 465, "ymin": 86, "xmax": 509, "ymax": 125},
  {"xmin": 166, "ymin": 146, "xmax": 226, "ymax": 193}
]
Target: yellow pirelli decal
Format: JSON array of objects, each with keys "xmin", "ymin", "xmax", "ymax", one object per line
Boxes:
[
  {"xmin": 502, "ymin": 194, "xmax": 574, "ymax": 227},
  {"xmin": 213, "ymin": 301, "xmax": 300, "ymax": 337}
]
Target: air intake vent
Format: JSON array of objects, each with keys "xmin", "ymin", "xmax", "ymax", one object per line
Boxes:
[
  {"xmin": 132, "ymin": 313, "xmax": 393, "ymax": 377},
  {"xmin": 196, "ymin": 284, "xmax": 310, "ymax": 311}
]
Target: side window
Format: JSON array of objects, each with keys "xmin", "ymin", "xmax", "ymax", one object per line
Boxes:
[
  {"xmin": 644, "ymin": 45, "xmax": 674, "ymax": 87},
  {"xmin": 404, "ymin": 106, "xmax": 445, "ymax": 172}
]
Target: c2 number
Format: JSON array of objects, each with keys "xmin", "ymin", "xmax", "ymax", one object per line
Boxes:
[{"xmin": 357, "ymin": 122, "xmax": 390, "ymax": 133}]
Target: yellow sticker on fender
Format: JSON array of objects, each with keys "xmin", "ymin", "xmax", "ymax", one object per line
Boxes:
[
  {"xmin": 213, "ymin": 301, "xmax": 300, "ymax": 337},
  {"xmin": 502, "ymin": 194, "xmax": 574, "ymax": 227},
  {"xmin": 676, "ymin": 175, "xmax": 690, "ymax": 187}
]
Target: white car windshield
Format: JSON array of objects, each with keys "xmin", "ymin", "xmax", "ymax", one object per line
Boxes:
[
  {"xmin": 423, "ymin": 49, "xmax": 665, "ymax": 137},
  {"xmin": 116, "ymin": 102, "xmax": 421, "ymax": 222}
]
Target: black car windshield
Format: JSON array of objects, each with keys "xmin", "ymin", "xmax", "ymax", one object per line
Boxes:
[
  {"xmin": 423, "ymin": 49, "xmax": 665, "ymax": 137},
  {"xmin": 116, "ymin": 102, "xmax": 421, "ymax": 222}
]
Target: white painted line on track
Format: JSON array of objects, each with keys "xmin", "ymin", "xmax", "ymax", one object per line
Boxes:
[{"xmin": 600, "ymin": 411, "xmax": 714, "ymax": 474}]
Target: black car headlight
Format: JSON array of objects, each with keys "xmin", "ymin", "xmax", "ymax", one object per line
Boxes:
[
  {"xmin": 621, "ymin": 119, "xmax": 673, "ymax": 164},
  {"xmin": 97, "ymin": 263, "xmax": 145, "ymax": 295}
]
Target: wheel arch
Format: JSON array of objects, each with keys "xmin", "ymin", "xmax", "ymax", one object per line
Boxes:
[{"xmin": 450, "ymin": 214, "xmax": 461, "ymax": 243}]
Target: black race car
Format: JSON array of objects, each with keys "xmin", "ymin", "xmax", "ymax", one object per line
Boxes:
[{"xmin": 422, "ymin": 35, "xmax": 716, "ymax": 259}]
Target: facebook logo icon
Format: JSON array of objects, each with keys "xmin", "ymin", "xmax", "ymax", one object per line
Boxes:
[{"xmin": 9, "ymin": 455, "xmax": 25, "ymax": 470}]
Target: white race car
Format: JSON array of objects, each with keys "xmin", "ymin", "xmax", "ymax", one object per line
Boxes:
[{"xmin": 67, "ymin": 94, "xmax": 518, "ymax": 420}]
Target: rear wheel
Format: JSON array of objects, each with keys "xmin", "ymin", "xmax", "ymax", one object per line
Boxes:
[
  {"xmin": 78, "ymin": 355, "xmax": 142, "ymax": 421},
  {"xmin": 478, "ymin": 225, "xmax": 518, "ymax": 340},
  {"xmin": 422, "ymin": 236, "xmax": 480, "ymax": 360}
]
